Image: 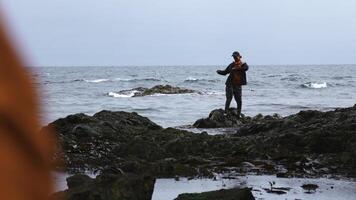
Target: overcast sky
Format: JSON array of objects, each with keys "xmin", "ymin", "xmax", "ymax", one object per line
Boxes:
[{"xmin": 1, "ymin": 0, "xmax": 356, "ymax": 66}]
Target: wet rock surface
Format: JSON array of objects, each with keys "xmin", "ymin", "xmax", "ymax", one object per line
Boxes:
[
  {"xmin": 174, "ymin": 188, "xmax": 255, "ymax": 200},
  {"xmin": 51, "ymin": 173, "xmax": 155, "ymax": 200},
  {"xmin": 301, "ymin": 183, "xmax": 319, "ymax": 193},
  {"xmin": 193, "ymin": 108, "xmax": 281, "ymax": 128},
  {"xmin": 117, "ymin": 84, "xmax": 197, "ymax": 97},
  {"xmin": 44, "ymin": 104, "xmax": 356, "ymax": 178}
]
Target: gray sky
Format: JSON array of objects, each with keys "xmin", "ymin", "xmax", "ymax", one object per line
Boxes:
[{"xmin": 1, "ymin": 0, "xmax": 356, "ymax": 66}]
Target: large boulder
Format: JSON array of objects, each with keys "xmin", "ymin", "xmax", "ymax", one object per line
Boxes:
[
  {"xmin": 193, "ymin": 108, "xmax": 281, "ymax": 128},
  {"xmin": 113, "ymin": 85, "xmax": 197, "ymax": 97},
  {"xmin": 42, "ymin": 110, "xmax": 163, "ymax": 173},
  {"xmin": 193, "ymin": 108, "xmax": 241, "ymax": 128},
  {"xmin": 50, "ymin": 110, "xmax": 162, "ymax": 136},
  {"xmin": 174, "ymin": 188, "xmax": 255, "ymax": 200},
  {"xmin": 51, "ymin": 173, "xmax": 155, "ymax": 200}
]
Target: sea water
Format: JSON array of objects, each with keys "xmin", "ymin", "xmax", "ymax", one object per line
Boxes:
[
  {"xmin": 53, "ymin": 172, "xmax": 356, "ymax": 200},
  {"xmin": 32, "ymin": 65, "xmax": 356, "ymax": 127}
]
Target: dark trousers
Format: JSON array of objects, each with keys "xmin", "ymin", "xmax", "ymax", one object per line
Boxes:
[{"xmin": 225, "ymin": 84, "xmax": 242, "ymax": 114}]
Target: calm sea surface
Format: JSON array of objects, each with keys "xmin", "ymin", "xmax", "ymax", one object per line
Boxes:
[{"xmin": 31, "ymin": 65, "xmax": 356, "ymax": 127}]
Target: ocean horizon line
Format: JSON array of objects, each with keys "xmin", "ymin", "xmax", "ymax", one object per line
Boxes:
[{"xmin": 28, "ymin": 63, "xmax": 356, "ymax": 68}]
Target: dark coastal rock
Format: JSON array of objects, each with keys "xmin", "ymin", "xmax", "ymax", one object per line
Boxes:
[
  {"xmin": 193, "ymin": 108, "xmax": 241, "ymax": 128},
  {"xmin": 44, "ymin": 110, "xmax": 162, "ymax": 172},
  {"xmin": 301, "ymin": 184, "xmax": 319, "ymax": 193},
  {"xmin": 44, "ymin": 104, "xmax": 356, "ymax": 178},
  {"xmin": 116, "ymin": 84, "xmax": 197, "ymax": 97},
  {"xmin": 51, "ymin": 110, "xmax": 161, "ymax": 136},
  {"xmin": 193, "ymin": 108, "xmax": 281, "ymax": 128},
  {"xmin": 51, "ymin": 173, "xmax": 155, "ymax": 200},
  {"xmin": 235, "ymin": 105, "xmax": 356, "ymax": 177},
  {"xmin": 174, "ymin": 188, "xmax": 255, "ymax": 200}
]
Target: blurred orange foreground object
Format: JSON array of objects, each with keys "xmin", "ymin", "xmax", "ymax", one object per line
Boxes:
[{"xmin": 0, "ymin": 15, "xmax": 53, "ymax": 200}]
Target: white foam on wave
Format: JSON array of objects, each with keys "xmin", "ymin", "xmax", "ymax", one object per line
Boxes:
[
  {"xmin": 85, "ymin": 78, "xmax": 110, "ymax": 83},
  {"xmin": 302, "ymin": 82, "xmax": 327, "ymax": 89},
  {"xmin": 149, "ymin": 93, "xmax": 168, "ymax": 97},
  {"xmin": 148, "ymin": 93, "xmax": 197, "ymax": 97},
  {"xmin": 184, "ymin": 77, "xmax": 219, "ymax": 83},
  {"xmin": 113, "ymin": 78, "xmax": 131, "ymax": 81},
  {"xmin": 107, "ymin": 90, "xmax": 138, "ymax": 98},
  {"xmin": 149, "ymin": 91, "xmax": 223, "ymax": 96},
  {"xmin": 185, "ymin": 77, "xmax": 199, "ymax": 81},
  {"xmin": 113, "ymin": 77, "xmax": 161, "ymax": 82},
  {"xmin": 80, "ymin": 77, "xmax": 162, "ymax": 83},
  {"xmin": 199, "ymin": 91, "xmax": 224, "ymax": 95}
]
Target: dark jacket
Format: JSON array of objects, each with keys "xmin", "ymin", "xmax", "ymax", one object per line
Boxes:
[{"xmin": 217, "ymin": 62, "xmax": 249, "ymax": 86}]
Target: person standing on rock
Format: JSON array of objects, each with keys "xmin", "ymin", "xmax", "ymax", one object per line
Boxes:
[{"xmin": 216, "ymin": 51, "xmax": 249, "ymax": 118}]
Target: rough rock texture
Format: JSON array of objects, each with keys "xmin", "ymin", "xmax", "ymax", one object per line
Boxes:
[
  {"xmin": 117, "ymin": 85, "xmax": 197, "ymax": 97},
  {"xmin": 44, "ymin": 104, "xmax": 356, "ymax": 178},
  {"xmin": 174, "ymin": 188, "xmax": 255, "ymax": 200},
  {"xmin": 193, "ymin": 108, "xmax": 281, "ymax": 128},
  {"xmin": 51, "ymin": 173, "xmax": 155, "ymax": 200},
  {"xmin": 47, "ymin": 110, "xmax": 162, "ymax": 172},
  {"xmin": 235, "ymin": 106, "xmax": 356, "ymax": 177}
]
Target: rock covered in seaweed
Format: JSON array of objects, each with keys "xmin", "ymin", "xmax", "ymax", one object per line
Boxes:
[
  {"xmin": 44, "ymin": 110, "xmax": 163, "ymax": 172},
  {"xmin": 193, "ymin": 108, "xmax": 281, "ymax": 128},
  {"xmin": 112, "ymin": 84, "xmax": 198, "ymax": 97},
  {"xmin": 51, "ymin": 173, "xmax": 155, "ymax": 200}
]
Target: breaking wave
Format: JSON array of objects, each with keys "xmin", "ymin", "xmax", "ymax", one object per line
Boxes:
[
  {"xmin": 45, "ymin": 77, "xmax": 163, "ymax": 84},
  {"xmin": 107, "ymin": 90, "xmax": 139, "ymax": 98},
  {"xmin": 87, "ymin": 77, "xmax": 162, "ymax": 83},
  {"xmin": 301, "ymin": 82, "xmax": 327, "ymax": 89},
  {"xmin": 130, "ymin": 78, "xmax": 162, "ymax": 82},
  {"xmin": 85, "ymin": 79, "xmax": 110, "ymax": 83},
  {"xmin": 184, "ymin": 77, "xmax": 219, "ymax": 83}
]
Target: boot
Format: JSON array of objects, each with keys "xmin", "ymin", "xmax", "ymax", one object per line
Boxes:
[
  {"xmin": 237, "ymin": 106, "xmax": 241, "ymax": 119},
  {"xmin": 225, "ymin": 101, "xmax": 231, "ymax": 115}
]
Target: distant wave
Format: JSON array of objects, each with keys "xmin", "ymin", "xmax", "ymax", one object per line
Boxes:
[
  {"xmin": 43, "ymin": 81, "xmax": 58, "ymax": 84},
  {"xmin": 43, "ymin": 79, "xmax": 83, "ymax": 84},
  {"xmin": 113, "ymin": 78, "xmax": 132, "ymax": 81},
  {"xmin": 265, "ymin": 74, "xmax": 282, "ymax": 78},
  {"xmin": 254, "ymin": 103, "xmax": 311, "ymax": 110},
  {"xmin": 131, "ymin": 78, "xmax": 162, "ymax": 82},
  {"xmin": 44, "ymin": 77, "xmax": 163, "ymax": 84},
  {"xmin": 301, "ymin": 82, "xmax": 327, "ymax": 89},
  {"xmin": 199, "ymin": 91, "xmax": 224, "ymax": 95},
  {"xmin": 107, "ymin": 91, "xmax": 199, "ymax": 98},
  {"xmin": 112, "ymin": 77, "xmax": 162, "ymax": 82},
  {"xmin": 131, "ymin": 108, "xmax": 160, "ymax": 112},
  {"xmin": 331, "ymin": 76, "xmax": 352, "ymax": 80},
  {"xmin": 281, "ymin": 74, "xmax": 305, "ymax": 82},
  {"xmin": 88, "ymin": 77, "xmax": 162, "ymax": 83},
  {"xmin": 85, "ymin": 78, "xmax": 110, "ymax": 83},
  {"xmin": 107, "ymin": 90, "xmax": 139, "ymax": 98},
  {"xmin": 281, "ymin": 77, "xmax": 300, "ymax": 82},
  {"xmin": 184, "ymin": 77, "xmax": 220, "ymax": 83}
]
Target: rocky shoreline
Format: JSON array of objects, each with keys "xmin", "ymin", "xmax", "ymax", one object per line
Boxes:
[{"xmin": 44, "ymin": 104, "xmax": 356, "ymax": 199}]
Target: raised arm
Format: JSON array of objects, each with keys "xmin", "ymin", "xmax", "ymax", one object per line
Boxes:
[{"xmin": 216, "ymin": 63, "xmax": 233, "ymax": 75}]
